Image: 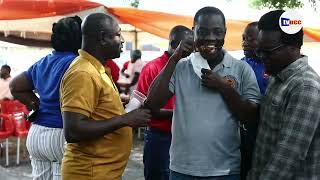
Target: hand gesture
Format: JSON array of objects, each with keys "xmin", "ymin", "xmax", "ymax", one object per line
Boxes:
[
  {"xmin": 124, "ymin": 108, "xmax": 151, "ymax": 128},
  {"xmin": 201, "ymin": 68, "xmax": 227, "ymax": 91},
  {"xmin": 172, "ymin": 38, "xmax": 194, "ymax": 61}
]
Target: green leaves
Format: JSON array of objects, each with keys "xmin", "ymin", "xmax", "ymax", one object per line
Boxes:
[
  {"xmin": 250, "ymin": 0, "xmax": 318, "ymax": 10},
  {"xmin": 130, "ymin": 0, "xmax": 139, "ymax": 8}
]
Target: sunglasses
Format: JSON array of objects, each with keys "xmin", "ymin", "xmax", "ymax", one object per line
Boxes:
[{"xmin": 256, "ymin": 44, "xmax": 285, "ymax": 57}]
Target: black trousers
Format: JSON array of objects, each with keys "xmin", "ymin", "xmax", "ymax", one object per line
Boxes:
[{"xmin": 240, "ymin": 124, "xmax": 258, "ymax": 180}]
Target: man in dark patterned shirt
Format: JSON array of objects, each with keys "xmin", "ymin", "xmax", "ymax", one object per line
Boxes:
[{"xmin": 247, "ymin": 10, "xmax": 320, "ymax": 180}]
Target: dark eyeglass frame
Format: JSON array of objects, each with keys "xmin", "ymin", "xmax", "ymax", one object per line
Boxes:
[{"xmin": 256, "ymin": 44, "xmax": 285, "ymax": 57}]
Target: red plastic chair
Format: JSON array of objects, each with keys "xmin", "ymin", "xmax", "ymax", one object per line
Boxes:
[
  {"xmin": 0, "ymin": 114, "xmax": 14, "ymax": 166},
  {"xmin": 1, "ymin": 100, "xmax": 30, "ymax": 165},
  {"xmin": 1, "ymin": 100, "xmax": 29, "ymax": 115},
  {"xmin": 12, "ymin": 112, "xmax": 29, "ymax": 165}
]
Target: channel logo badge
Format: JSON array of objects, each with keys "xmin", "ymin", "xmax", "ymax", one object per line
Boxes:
[
  {"xmin": 281, "ymin": 18, "xmax": 302, "ymax": 26},
  {"xmin": 279, "ymin": 10, "xmax": 303, "ymax": 34}
]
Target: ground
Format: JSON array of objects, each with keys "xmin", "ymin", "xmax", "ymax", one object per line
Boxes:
[{"xmin": 0, "ymin": 131, "xmax": 145, "ymax": 180}]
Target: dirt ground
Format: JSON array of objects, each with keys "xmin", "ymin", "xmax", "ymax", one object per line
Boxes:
[{"xmin": 0, "ymin": 130, "xmax": 145, "ymax": 180}]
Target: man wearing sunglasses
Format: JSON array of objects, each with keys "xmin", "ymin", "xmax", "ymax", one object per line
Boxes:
[{"xmin": 247, "ymin": 10, "xmax": 320, "ymax": 180}]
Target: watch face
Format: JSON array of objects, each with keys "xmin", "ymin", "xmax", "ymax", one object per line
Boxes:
[{"xmin": 223, "ymin": 75, "xmax": 238, "ymax": 89}]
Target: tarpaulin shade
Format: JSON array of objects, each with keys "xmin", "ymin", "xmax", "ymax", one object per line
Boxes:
[
  {"xmin": 108, "ymin": 7, "xmax": 194, "ymax": 39},
  {"xmin": 304, "ymin": 28, "xmax": 320, "ymax": 41},
  {"xmin": 109, "ymin": 8, "xmax": 320, "ymax": 49},
  {"xmin": 0, "ymin": 0, "xmax": 101, "ymax": 20},
  {"xmin": 0, "ymin": 0, "xmax": 319, "ymax": 50}
]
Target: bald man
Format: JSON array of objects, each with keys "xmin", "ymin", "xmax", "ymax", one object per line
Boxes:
[{"xmin": 60, "ymin": 13, "xmax": 151, "ymax": 180}]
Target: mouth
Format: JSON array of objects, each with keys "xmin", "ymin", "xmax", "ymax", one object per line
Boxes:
[
  {"xmin": 199, "ymin": 44, "xmax": 217, "ymax": 54},
  {"xmin": 243, "ymin": 46, "xmax": 253, "ymax": 51}
]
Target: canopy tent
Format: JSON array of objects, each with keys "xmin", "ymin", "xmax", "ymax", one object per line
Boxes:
[{"xmin": 0, "ymin": 0, "xmax": 319, "ymax": 50}]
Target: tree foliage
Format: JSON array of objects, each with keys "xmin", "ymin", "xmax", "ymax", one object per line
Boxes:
[
  {"xmin": 250, "ymin": 0, "xmax": 318, "ymax": 9},
  {"xmin": 130, "ymin": 0, "xmax": 139, "ymax": 8}
]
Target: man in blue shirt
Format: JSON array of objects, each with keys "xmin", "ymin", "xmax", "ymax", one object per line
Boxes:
[
  {"xmin": 240, "ymin": 22, "xmax": 269, "ymax": 180},
  {"xmin": 241, "ymin": 22, "xmax": 268, "ymax": 94}
]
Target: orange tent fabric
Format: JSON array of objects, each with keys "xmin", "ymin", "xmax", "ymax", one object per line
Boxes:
[
  {"xmin": 304, "ymin": 28, "xmax": 320, "ymax": 41},
  {"xmin": 108, "ymin": 7, "xmax": 320, "ymax": 50},
  {"xmin": 0, "ymin": 1, "xmax": 319, "ymax": 50},
  {"xmin": 0, "ymin": 0, "xmax": 100, "ymax": 20}
]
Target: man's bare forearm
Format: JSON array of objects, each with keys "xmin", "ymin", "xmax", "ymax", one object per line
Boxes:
[
  {"xmin": 63, "ymin": 109, "xmax": 150, "ymax": 143},
  {"xmin": 146, "ymin": 57, "xmax": 178, "ymax": 110},
  {"xmin": 151, "ymin": 109, "xmax": 173, "ymax": 119},
  {"xmin": 63, "ymin": 112, "xmax": 127, "ymax": 143},
  {"xmin": 130, "ymin": 73, "xmax": 139, "ymax": 87},
  {"xmin": 11, "ymin": 91, "xmax": 39, "ymax": 110},
  {"xmin": 218, "ymin": 84, "xmax": 259, "ymax": 125},
  {"xmin": 147, "ymin": 39, "xmax": 193, "ymax": 110},
  {"xmin": 10, "ymin": 73, "xmax": 39, "ymax": 110}
]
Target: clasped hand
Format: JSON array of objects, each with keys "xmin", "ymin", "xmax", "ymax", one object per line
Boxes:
[{"xmin": 201, "ymin": 68, "xmax": 228, "ymax": 91}]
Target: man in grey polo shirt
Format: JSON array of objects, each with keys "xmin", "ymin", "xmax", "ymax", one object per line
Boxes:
[{"xmin": 146, "ymin": 6, "xmax": 260, "ymax": 180}]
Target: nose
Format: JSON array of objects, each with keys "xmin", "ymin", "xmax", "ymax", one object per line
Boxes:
[
  {"xmin": 120, "ymin": 34, "xmax": 125, "ymax": 43},
  {"xmin": 203, "ymin": 31, "xmax": 218, "ymax": 41},
  {"xmin": 242, "ymin": 40, "xmax": 248, "ymax": 47}
]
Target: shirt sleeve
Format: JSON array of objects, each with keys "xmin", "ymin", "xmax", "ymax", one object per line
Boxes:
[
  {"xmin": 60, "ymin": 71, "xmax": 99, "ymax": 117},
  {"xmin": 240, "ymin": 63, "xmax": 261, "ymax": 104},
  {"xmin": 136, "ymin": 65, "xmax": 154, "ymax": 96},
  {"xmin": 25, "ymin": 63, "xmax": 37, "ymax": 89},
  {"xmin": 258, "ymin": 85, "xmax": 320, "ymax": 180}
]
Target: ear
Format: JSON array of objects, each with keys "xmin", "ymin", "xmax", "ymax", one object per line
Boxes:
[{"xmin": 98, "ymin": 31, "xmax": 107, "ymax": 45}]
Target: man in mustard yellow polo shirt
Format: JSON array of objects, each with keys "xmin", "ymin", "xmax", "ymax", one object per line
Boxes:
[{"xmin": 60, "ymin": 13, "xmax": 151, "ymax": 180}]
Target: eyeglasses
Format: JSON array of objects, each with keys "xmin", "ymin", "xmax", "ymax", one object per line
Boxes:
[{"xmin": 256, "ymin": 44, "xmax": 285, "ymax": 57}]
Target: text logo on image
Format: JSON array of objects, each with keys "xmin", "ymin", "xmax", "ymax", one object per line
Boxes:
[{"xmin": 279, "ymin": 10, "xmax": 303, "ymax": 34}]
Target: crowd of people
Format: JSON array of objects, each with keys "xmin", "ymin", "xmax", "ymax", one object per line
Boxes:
[{"xmin": 2, "ymin": 5, "xmax": 319, "ymax": 180}]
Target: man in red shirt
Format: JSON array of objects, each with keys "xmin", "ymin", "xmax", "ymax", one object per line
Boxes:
[
  {"xmin": 136, "ymin": 25, "xmax": 192, "ymax": 180},
  {"xmin": 121, "ymin": 60, "xmax": 130, "ymax": 76}
]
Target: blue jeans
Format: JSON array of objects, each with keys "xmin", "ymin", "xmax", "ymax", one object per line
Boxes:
[
  {"xmin": 170, "ymin": 171, "xmax": 240, "ymax": 180},
  {"xmin": 143, "ymin": 128, "xmax": 172, "ymax": 180}
]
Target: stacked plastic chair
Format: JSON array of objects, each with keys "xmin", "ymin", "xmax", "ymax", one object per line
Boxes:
[
  {"xmin": 0, "ymin": 113, "xmax": 14, "ymax": 166},
  {"xmin": 12, "ymin": 111, "xmax": 29, "ymax": 165},
  {"xmin": 0, "ymin": 100, "xmax": 30, "ymax": 165}
]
